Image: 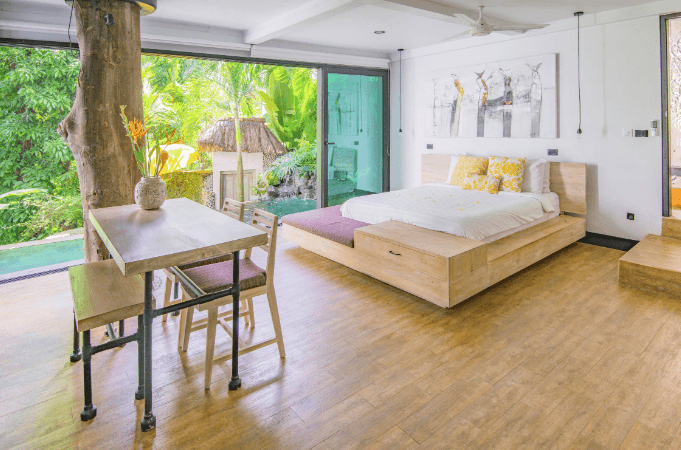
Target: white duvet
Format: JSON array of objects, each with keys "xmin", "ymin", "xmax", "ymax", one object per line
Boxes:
[{"xmin": 340, "ymin": 183, "xmax": 559, "ymax": 242}]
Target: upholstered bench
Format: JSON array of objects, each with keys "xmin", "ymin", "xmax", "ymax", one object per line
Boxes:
[{"xmin": 281, "ymin": 205, "xmax": 369, "ymax": 248}]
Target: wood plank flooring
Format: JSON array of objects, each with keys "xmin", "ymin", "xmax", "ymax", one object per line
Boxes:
[{"xmin": 2, "ymin": 240, "xmax": 681, "ymax": 449}]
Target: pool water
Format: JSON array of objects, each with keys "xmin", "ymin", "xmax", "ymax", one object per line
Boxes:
[
  {"xmin": 247, "ymin": 197, "xmax": 316, "ymax": 220},
  {"xmin": 0, "ymin": 238, "xmax": 84, "ymax": 275}
]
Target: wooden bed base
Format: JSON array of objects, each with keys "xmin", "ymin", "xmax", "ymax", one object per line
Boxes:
[{"xmin": 283, "ymin": 156, "xmax": 587, "ymax": 308}]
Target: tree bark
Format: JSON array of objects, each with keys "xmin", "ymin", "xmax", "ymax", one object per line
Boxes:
[{"xmin": 58, "ymin": 0, "xmax": 143, "ymax": 262}]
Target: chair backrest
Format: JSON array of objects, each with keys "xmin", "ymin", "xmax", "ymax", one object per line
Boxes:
[
  {"xmin": 330, "ymin": 147, "xmax": 357, "ymax": 174},
  {"xmin": 245, "ymin": 208, "xmax": 278, "ymax": 279},
  {"xmin": 222, "ymin": 198, "xmax": 245, "ymax": 222}
]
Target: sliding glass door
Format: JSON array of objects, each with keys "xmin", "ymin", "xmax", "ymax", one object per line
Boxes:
[{"xmin": 318, "ymin": 67, "xmax": 389, "ymax": 208}]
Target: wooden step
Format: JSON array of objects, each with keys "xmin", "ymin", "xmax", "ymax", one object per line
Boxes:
[
  {"xmin": 662, "ymin": 216, "xmax": 681, "ymax": 239},
  {"xmin": 618, "ymin": 235, "xmax": 681, "ymax": 295},
  {"xmin": 69, "ymin": 259, "xmax": 147, "ymax": 332}
]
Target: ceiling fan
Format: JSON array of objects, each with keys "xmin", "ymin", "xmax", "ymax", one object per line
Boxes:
[{"xmin": 443, "ymin": 6, "xmax": 548, "ymax": 41}]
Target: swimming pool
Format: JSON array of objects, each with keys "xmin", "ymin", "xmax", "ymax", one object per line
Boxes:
[{"xmin": 0, "ymin": 238, "xmax": 84, "ymax": 275}]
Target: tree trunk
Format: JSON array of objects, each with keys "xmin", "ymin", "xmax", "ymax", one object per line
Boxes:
[
  {"xmin": 58, "ymin": 0, "xmax": 143, "ymax": 262},
  {"xmin": 234, "ymin": 106, "xmax": 245, "ymax": 202}
]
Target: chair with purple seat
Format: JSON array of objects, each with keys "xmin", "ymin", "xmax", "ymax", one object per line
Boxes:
[
  {"xmin": 160, "ymin": 198, "xmax": 250, "ymax": 324},
  {"xmin": 176, "ymin": 208, "xmax": 285, "ymax": 389}
]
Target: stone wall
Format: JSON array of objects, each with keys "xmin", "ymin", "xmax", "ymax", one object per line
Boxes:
[{"xmin": 266, "ymin": 170, "xmax": 316, "ymax": 200}]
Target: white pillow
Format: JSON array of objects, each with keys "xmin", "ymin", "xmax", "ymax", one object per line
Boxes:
[
  {"xmin": 543, "ymin": 162, "xmax": 551, "ymax": 193},
  {"xmin": 521, "ymin": 159, "xmax": 547, "ymax": 194},
  {"xmin": 446, "ymin": 154, "xmax": 466, "ymax": 184}
]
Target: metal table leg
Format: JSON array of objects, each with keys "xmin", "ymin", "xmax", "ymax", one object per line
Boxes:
[
  {"xmin": 141, "ymin": 271, "xmax": 156, "ymax": 432},
  {"xmin": 105, "ymin": 323, "xmax": 117, "ymax": 339},
  {"xmin": 80, "ymin": 330, "xmax": 97, "ymax": 421},
  {"xmin": 135, "ymin": 314, "xmax": 144, "ymax": 400},
  {"xmin": 228, "ymin": 250, "xmax": 241, "ymax": 391},
  {"xmin": 70, "ymin": 313, "xmax": 82, "ymax": 363}
]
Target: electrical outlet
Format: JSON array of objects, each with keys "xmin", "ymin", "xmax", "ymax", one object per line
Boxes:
[
  {"xmin": 627, "ymin": 213, "xmax": 635, "ymax": 220},
  {"xmin": 548, "ymin": 149, "xmax": 558, "ymax": 156},
  {"xmin": 427, "ymin": 144, "xmax": 433, "ymax": 149},
  {"xmin": 634, "ymin": 130, "xmax": 649, "ymax": 137},
  {"xmin": 353, "ymin": 141, "xmax": 359, "ymax": 145}
]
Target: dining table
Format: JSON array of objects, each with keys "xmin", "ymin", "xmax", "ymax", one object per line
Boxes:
[{"xmin": 89, "ymin": 197, "xmax": 268, "ymax": 432}]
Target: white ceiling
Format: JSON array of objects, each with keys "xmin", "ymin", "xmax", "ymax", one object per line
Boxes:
[{"xmin": 8, "ymin": 0, "xmax": 663, "ymax": 55}]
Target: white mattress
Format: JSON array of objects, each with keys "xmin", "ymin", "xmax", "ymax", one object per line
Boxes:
[{"xmin": 340, "ymin": 183, "xmax": 560, "ymax": 242}]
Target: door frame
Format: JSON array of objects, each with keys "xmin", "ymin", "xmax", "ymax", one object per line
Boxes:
[
  {"xmin": 661, "ymin": 12, "xmax": 681, "ymax": 217},
  {"xmin": 317, "ymin": 66, "xmax": 390, "ymax": 208}
]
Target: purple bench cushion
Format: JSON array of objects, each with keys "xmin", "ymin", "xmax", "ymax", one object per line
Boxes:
[{"xmin": 281, "ymin": 205, "xmax": 369, "ymax": 248}]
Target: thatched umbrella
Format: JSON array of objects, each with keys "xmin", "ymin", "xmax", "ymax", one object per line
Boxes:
[{"xmin": 197, "ymin": 118, "xmax": 287, "ymax": 169}]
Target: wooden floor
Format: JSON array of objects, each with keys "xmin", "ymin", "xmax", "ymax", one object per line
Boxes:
[{"xmin": 3, "ymin": 240, "xmax": 681, "ymax": 449}]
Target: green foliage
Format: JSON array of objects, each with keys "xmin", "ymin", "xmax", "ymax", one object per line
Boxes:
[
  {"xmin": 21, "ymin": 194, "xmax": 83, "ymax": 241},
  {"xmin": 267, "ymin": 140, "xmax": 317, "ymax": 182},
  {"xmin": 258, "ymin": 67, "xmax": 317, "ymax": 149},
  {"xmin": 142, "ymin": 56, "xmax": 220, "ymax": 148},
  {"xmin": 162, "ymin": 171, "xmax": 204, "ymax": 204},
  {"xmin": 0, "ymin": 46, "xmax": 79, "ymax": 193}
]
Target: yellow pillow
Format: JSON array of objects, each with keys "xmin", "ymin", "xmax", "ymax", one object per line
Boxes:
[
  {"xmin": 449, "ymin": 156, "xmax": 489, "ymax": 186},
  {"xmin": 488, "ymin": 156, "xmax": 527, "ymax": 193},
  {"xmin": 462, "ymin": 174, "xmax": 501, "ymax": 194}
]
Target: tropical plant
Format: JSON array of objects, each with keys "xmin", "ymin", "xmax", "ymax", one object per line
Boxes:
[
  {"xmin": 22, "ymin": 194, "xmax": 83, "ymax": 241},
  {"xmin": 258, "ymin": 67, "xmax": 317, "ymax": 149},
  {"xmin": 267, "ymin": 140, "xmax": 317, "ymax": 182},
  {"xmin": 0, "ymin": 189, "xmax": 45, "ymax": 244},
  {"xmin": 0, "ymin": 47, "xmax": 79, "ymax": 193},
  {"xmin": 205, "ymin": 62, "xmax": 266, "ymax": 201}
]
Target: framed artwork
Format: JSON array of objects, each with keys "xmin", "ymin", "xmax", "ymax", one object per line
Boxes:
[{"xmin": 425, "ymin": 53, "xmax": 557, "ymax": 138}]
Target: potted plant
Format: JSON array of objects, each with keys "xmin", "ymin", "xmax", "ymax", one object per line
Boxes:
[{"xmin": 120, "ymin": 106, "xmax": 170, "ymax": 210}]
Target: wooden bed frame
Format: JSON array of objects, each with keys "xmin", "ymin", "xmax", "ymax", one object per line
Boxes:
[{"xmin": 284, "ymin": 155, "xmax": 587, "ymax": 308}]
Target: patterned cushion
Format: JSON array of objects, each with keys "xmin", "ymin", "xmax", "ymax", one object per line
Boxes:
[
  {"xmin": 462, "ymin": 174, "xmax": 501, "ymax": 194},
  {"xmin": 488, "ymin": 156, "xmax": 527, "ymax": 193},
  {"xmin": 178, "ymin": 254, "xmax": 233, "ymax": 270},
  {"xmin": 281, "ymin": 205, "xmax": 369, "ymax": 248},
  {"xmin": 448, "ymin": 156, "xmax": 489, "ymax": 187},
  {"xmin": 180, "ymin": 259, "xmax": 266, "ymax": 296}
]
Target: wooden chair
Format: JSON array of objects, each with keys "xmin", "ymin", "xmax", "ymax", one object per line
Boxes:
[
  {"xmin": 69, "ymin": 259, "xmax": 146, "ymax": 421},
  {"xmin": 177, "ymin": 208, "xmax": 285, "ymax": 389},
  {"xmin": 161, "ymin": 198, "xmax": 246, "ymax": 323}
]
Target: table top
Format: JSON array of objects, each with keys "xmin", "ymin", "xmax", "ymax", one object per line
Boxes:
[{"xmin": 89, "ymin": 198, "xmax": 268, "ymax": 276}]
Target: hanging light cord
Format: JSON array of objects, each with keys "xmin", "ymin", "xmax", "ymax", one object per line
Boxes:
[
  {"xmin": 576, "ymin": 12, "xmax": 583, "ymax": 135},
  {"xmin": 398, "ymin": 49, "xmax": 403, "ymax": 133},
  {"xmin": 68, "ymin": 0, "xmax": 74, "ymax": 51}
]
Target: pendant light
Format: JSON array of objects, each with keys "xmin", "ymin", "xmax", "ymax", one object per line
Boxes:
[
  {"xmin": 575, "ymin": 11, "xmax": 583, "ymax": 135},
  {"xmin": 398, "ymin": 48, "xmax": 404, "ymax": 133}
]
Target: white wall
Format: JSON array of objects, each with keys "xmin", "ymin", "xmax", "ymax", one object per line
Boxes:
[
  {"xmin": 390, "ymin": 13, "xmax": 668, "ymax": 241},
  {"xmin": 212, "ymin": 152, "xmax": 264, "ymax": 207}
]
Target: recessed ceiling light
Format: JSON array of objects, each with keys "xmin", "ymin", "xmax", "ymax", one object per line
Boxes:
[{"xmin": 374, "ymin": 30, "xmax": 386, "ymax": 34}]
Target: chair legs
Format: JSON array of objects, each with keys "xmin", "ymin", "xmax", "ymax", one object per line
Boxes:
[
  {"xmin": 180, "ymin": 306, "xmax": 194, "ymax": 352},
  {"xmin": 246, "ymin": 298, "xmax": 255, "ymax": 327},
  {"xmin": 266, "ymin": 288, "xmax": 286, "ymax": 359},
  {"xmin": 204, "ymin": 308, "xmax": 218, "ymax": 389},
  {"xmin": 162, "ymin": 276, "xmax": 173, "ymax": 323}
]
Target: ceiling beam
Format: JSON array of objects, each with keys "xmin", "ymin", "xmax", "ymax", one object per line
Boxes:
[
  {"xmin": 368, "ymin": 0, "xmax": 464, "ymax": 24},
  {"xmin": 244, "ymin": 0, "xmax": 365, "ymax": 45}
]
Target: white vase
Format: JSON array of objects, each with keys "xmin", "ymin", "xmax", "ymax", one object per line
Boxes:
[{"xmin": 134, "ymin": 177, "xmax": 167, "ymax": 210}]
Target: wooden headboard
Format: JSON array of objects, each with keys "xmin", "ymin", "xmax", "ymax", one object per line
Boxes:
[{"xmin": 421, "ymin": 154, "xmax": 587, "ymax": 215}]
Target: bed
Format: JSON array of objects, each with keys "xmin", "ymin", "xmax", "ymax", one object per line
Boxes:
[
  {"xmin": 340, "ymin": 183, "xmax": 560, "ymax": 242},
  {"xmin": 283, "ymin": 155, "xmax": 587, "ymax": 307}
]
